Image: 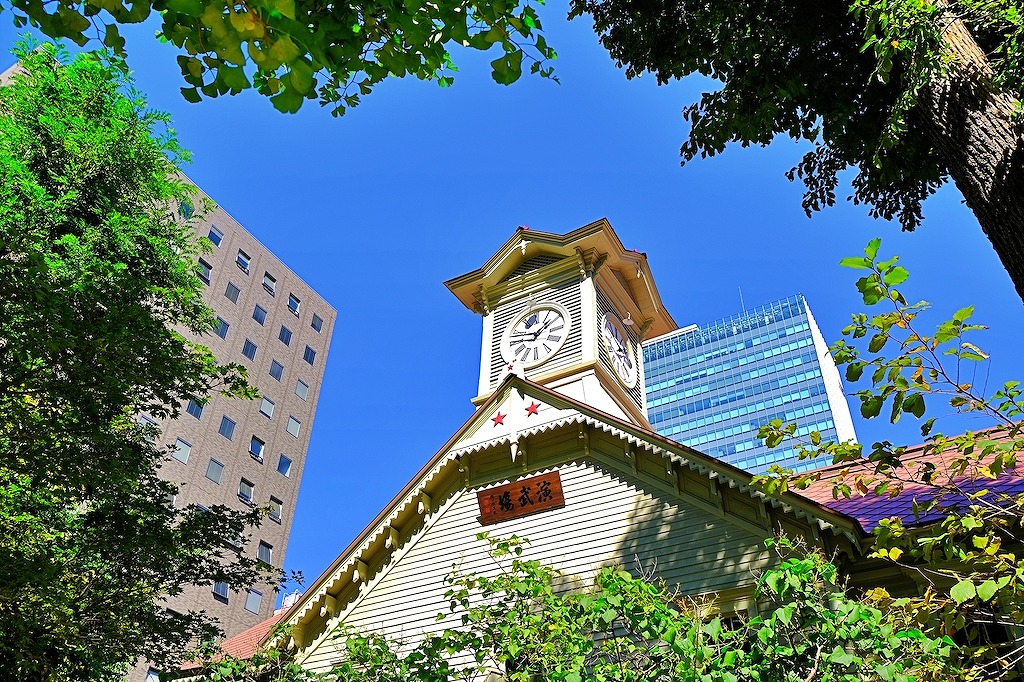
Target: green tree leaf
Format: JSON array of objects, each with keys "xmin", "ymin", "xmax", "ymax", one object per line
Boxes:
[
  {"xmin": 840, "ymin": 256, "xmax": 873, "ymax": 269},
  {"xmin": 950, "ymin": 579, "xmax": 976, "ymax": 604},
  {"xmin": 976, "ymin": 579, "xmax": 999, "ymax": 602},
  {"xmin": 883, "ymin": 265, "xmax": 909, "ymax": 286}
]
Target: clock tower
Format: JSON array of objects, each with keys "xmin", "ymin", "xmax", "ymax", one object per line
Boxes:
[{"xmin": 445, "ymin": 219, "xmax": 676, "ymax": 427}]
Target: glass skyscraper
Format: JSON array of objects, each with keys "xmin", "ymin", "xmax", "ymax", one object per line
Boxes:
[{"xmin": 642, "ymin": 294, "xmax": 856, "ymax": 473}]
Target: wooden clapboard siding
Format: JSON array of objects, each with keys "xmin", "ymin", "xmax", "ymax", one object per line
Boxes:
[{"xmin": 301, "ymin": 459, "xmax": 770, "ymax": 673}]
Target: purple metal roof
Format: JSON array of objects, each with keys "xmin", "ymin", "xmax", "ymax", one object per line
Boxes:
[{"xmin": 796, "ymin": 437, "xmax": 1024, "ymax": 532}]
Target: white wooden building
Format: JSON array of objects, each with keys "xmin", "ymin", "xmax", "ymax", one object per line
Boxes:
[{"xmin": 271, "ymin": 220, "xmax": 885, "ymax": 673}]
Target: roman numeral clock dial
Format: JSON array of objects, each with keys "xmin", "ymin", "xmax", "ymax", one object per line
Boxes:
[
  {"xmin": 500, "ymin": 303, "xmax": 572, "ymax": 369},
  {"xmin": 601, "ymin": 313, "xmax": 638, "ymax": 388}
]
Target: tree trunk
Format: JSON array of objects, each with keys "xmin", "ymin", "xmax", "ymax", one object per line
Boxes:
[{"xmin": 917, "ymin": 8, "xmax": 1024, "ymax": 304}]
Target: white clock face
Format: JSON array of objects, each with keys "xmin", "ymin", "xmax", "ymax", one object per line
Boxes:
[
  {"xmin": 501, "ymin": 304, "xmax": 572, "ymax": 369},
  {"xmin": 601, "ymin": 314, "xmax": 637, "ymax": 388}
]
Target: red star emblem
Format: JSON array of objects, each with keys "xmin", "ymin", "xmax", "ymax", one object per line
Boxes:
[
  {"xmin": 491, "ymin": 412, "xmax": 506, "ymax": 426},
  {"xmin": 525, "ymin": 401, "xmax": 540, "ymax": 416}
]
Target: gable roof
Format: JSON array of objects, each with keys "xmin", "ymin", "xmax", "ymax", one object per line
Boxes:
[
  {"xmin": 444, "ymin": 220, "xmax": 676, "ymax": 338},
  {"xmin": 266, "ymin": 374, "xmax": 868, "ymax": 652},
  {"xmin": 799, "ymin": 429, "xmax": 1024, "ymax": 531}
]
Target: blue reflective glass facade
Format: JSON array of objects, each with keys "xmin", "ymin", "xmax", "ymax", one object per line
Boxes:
[{"xmin": 642, "ymin": 295, "xmax": 856, "ymax": 473}]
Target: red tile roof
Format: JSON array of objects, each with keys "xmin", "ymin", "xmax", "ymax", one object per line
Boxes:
[
  {"xmin": 180, "ymin": 611, "xmax": 286, "ymax": 671},
  {"xmin": 798, "ymin": 431, "xmax": 1024, "ymax": 531}
]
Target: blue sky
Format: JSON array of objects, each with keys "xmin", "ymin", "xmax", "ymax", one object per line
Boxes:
[{"xmin": 3, "ymin": 8, "xmax": 1023, "ymax": 600}]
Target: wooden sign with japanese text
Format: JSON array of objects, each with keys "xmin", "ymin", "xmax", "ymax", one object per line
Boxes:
[{"xmin": 477, "ymin": 471, "xmax": 565, "ymax": 526}]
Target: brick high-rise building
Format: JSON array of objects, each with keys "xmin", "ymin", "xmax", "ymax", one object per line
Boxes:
[{"xmin": 134, "ymin": 190, "xmax": 335, "ymax": 681}]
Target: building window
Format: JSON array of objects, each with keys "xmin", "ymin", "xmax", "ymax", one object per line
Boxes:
[
  {"xmin": 311, "ymin": 313, "xmax": 323, "ymax": 333},
  {"xmin": 236, "ymin": 249, "xmax": 250, "ymax": 273},
  {"xmin": 252, "ymin": 305, "xmax": 267, "ymax": 326},
  {"xmin": 286, "ymin": 416, "xmax": 301, "ymax": 438},
  {"xmin": 257, "ymin": 541, "xmax": 273, "ymax": 564},
  {"xmin": 179, "ymin": 200, "xmax": 194, "ymax": 219},
  {"xmin": 218, "ymin": 416, "xmax": 236, "ymax": 440},
  {"xmin": 295, "ymin": 379, "xmax": 309, "ymax": 401},
  {"xmin": 269, "ymin": 496, "xmax": 283, "ymax": 522},
  {"xmin": 214, "ymin": 317, "xmax": 229, "ymax": 339},
  {"xmin": 146, "ymin": 668, "xmax": 162, "ymax": 682},
  {"xmin": 212, "ymin": 581, "xmax": 229, "ymax": 603},
  {"xmin": 269, "ymin": 360, "xmax": 284, "ymax": 381},
  {"xmin": 288, "ymin": 294, "xmax": 301, "ymax": 316},
  {"xmin": 277, "ymin": 454, "xmax": 292, "ymax": 477},
  {"xmin": 137, "ymin": 415, "xmax": 157, "ymax": 440},
  {"xmin": 244, "ymin": 589, "xmax": 262, "ymax": 614},
  {"xmin": 259, "ymin": 397, "xmax": 275, "ymax": 418},
  {"xmin": 208, "ymin": 226, "xmax": 224, "ymax": 247},
  {"xmin": 303, "ymin": 345, "xmax": 316, "ymax": 365},
  {"xmin": 172, "ymin": 438, "xmax": 192, "ymax": 464},
  {"xmin": 205, "ymin": 458, "xmax": 224, "ymax": 484},
  {"xmin": 186, "ymin": 399, "xmax": 204, "ymax": 419},
  {"xmin": 263, "ymin": 272, "xmax": 276, "ymax": 295},
  {"xmin": 225, "ymin": 282, "xmax": 240, "ymax": 304},
  {"xmin": 198, "ymin": 259, "xmax": 212, "ymax": 285},
  {"xmin": 249, "ymin": 435, "xmax": 265, "ymax": 462},
  {"xmin": 238, "ymin": 478, "xmax": 254, "ymax": 504},
  {"xmin": 242, "ymin": 339, "xmax": 257, "ymax": 360},
  {"xmin": 278, "ymin": 325, "xmax": 292, "ymax": 346}
]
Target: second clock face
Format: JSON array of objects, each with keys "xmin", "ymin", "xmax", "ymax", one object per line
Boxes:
[
  {"xmin": 501, "ymin": 304, "xmax": 572, "ymax": 369},
  {"xmin": 601, "ymin": 314, "xmax": 637, "ymax": 388}
]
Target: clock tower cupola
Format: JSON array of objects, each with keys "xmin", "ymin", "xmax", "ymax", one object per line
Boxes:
[{"xmin": 445, "ymin": 219, "xmax": 676, "ymax": 427}]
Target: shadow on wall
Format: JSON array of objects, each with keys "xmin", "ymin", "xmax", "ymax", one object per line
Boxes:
[{"xmin": 606, "ymin": 466, "xmax": 774, "ymax": 612}]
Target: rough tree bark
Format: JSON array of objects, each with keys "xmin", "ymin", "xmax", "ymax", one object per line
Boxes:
[{"xmin": 919, "ymin": 7, "xmax": 1024, "ymax": 304}]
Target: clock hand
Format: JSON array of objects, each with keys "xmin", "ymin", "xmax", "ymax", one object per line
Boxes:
[
  {"xmin": 512, "ymin": 324, "xmax": 547, "ymax": 338},
  {"xmin": 531, "ymin": 315, "xmax": 558, "ymax": 340}
]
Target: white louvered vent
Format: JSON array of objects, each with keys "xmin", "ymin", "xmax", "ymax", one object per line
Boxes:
[{"xmin": 504, "ymin": 255, "xmax": 562, "ymax": 280}]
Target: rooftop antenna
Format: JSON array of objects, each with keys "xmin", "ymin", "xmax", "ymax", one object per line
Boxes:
[{"xmin": 738, "ymin": 286, "xmax": 746, "ymax": 313}]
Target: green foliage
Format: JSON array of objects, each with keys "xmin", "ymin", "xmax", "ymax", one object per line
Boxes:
[
  {"xmin": 321, "ymin": 533, "xmax": 954, "ymax": 682},
  {"xmin": 0, "ymin": 41, "xmax": 273, "ymax": 681},
  {"xmin": 756, "ymin": 241, "xmax": 1024, "ymax": 678},
  {"xmin": 572, "ymin": 0, "xmax": 1021, "ymax": 232},
  {"xmin": 0, "ymin": 0, "xmax": 556, "ymax": 115}
]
